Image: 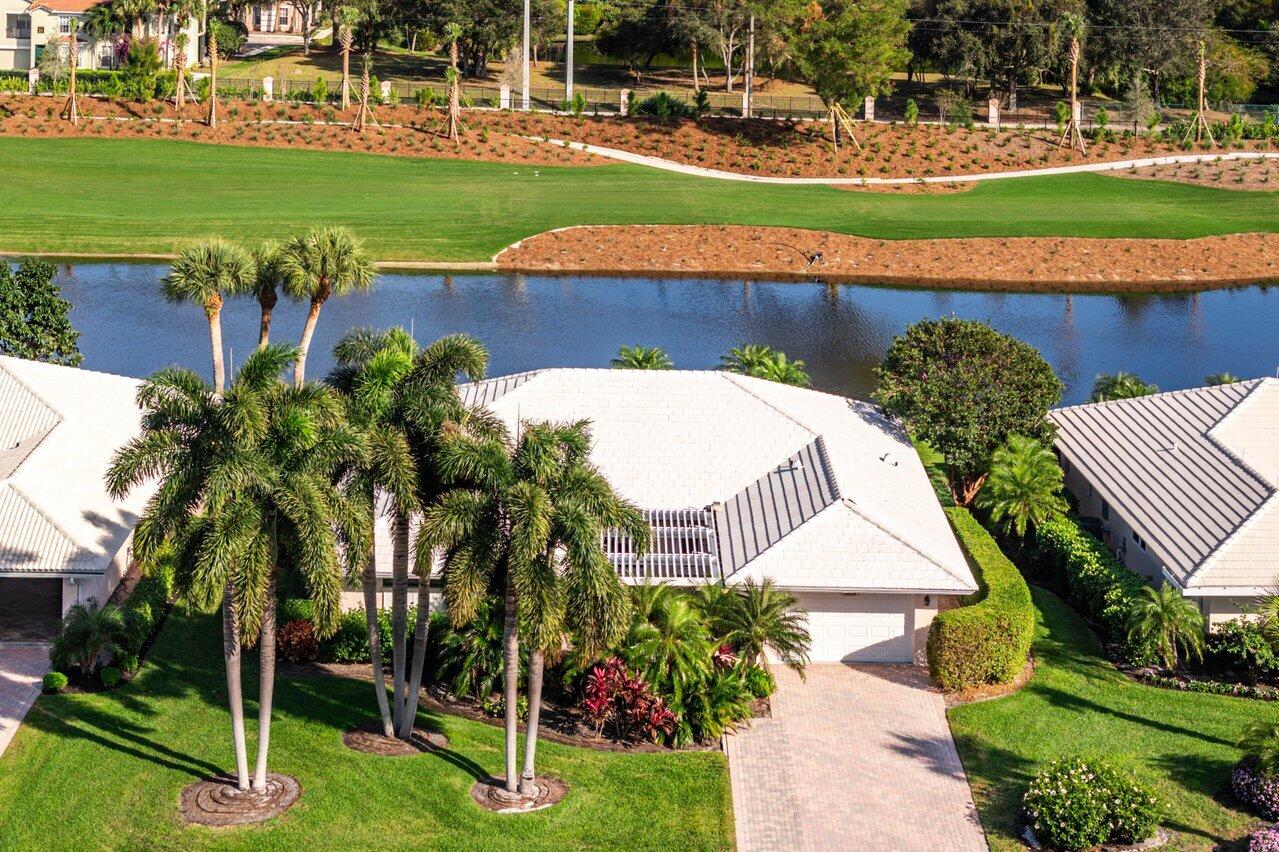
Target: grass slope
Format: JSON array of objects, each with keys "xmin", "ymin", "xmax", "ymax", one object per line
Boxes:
[
  {"xmin": 950, "ymin": 587, "xmax": 1265, "ymax": 851},
  {"xmin": 1, "ymin": 137, "xmax": 1276, "ymax": 261},
  {"xmin": 0, "ymin": 611, "xmax": 732, "ymax": 851}
]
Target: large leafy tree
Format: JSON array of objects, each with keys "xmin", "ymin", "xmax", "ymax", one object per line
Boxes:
[
  {"xmin": 0, "ymin": 259, "xmax": 82, "ymax": 366},
  {"xmin": 875, "ymin": 318, "xmax": 1063, "ymax": 506},
  {"xmin": 421, "ymin": 420, "xmax": 646, "ymax": 798},
  {"xmin": 784, "ymin": 0, "xmax": 911, "ymax": 108},
  {"xmin": 975, "ymin": 435, "xmax": 1068, "ymax": 537}
]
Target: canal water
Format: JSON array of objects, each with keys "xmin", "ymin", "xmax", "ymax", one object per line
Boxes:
[{"xmin": 52, "ymin": 264, "xmax": 1279, "ymax": 404}]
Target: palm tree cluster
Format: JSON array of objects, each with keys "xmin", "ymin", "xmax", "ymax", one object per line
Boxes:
[
  {"xmin": 609, "ymin": 343, "xmax": 811, "ymax": 387},
  {"xmin": 1089, "ymin": 371, "xmax": 1159, "ymax": 403}
]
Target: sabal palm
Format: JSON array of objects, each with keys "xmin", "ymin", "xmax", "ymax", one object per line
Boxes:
[
  {"xmin": 107, "ymin": 346, "xmax": 364, "ymax": 791},
  {"xmin": 162, "ymin": 239, "xmax": 254, "ymax": 393},
  {"xmin": 611, "ymin": 345, "xmax": 673, "ymax": 370},
  {"xmin": 337, "ymin": 5, "xmax": 360, "ymax": 111},
  {"xmin": 329, "ymin": 328, "xmax": 489, "ymax": 740},
  {"xmin": 279, "ymin": 228, "xmax": 376, "ymax": 386},
  {"xmin": 421, "ymin": 420, "xmax": 645, "ymax": 796},
  {"xmin": 250, "ymin": 241, "xmax": 287, "ymax": 349},
  {"xmin": 1089, "ymin": 372, "xmax": 1158, "ymax": 403},
  {"xmin": 623, "ymin": 584, "xmax": 712, "ymax": 705},
  {"xmin": 715, "ymin": 579, "xmax": 810, "ymax": 674},
  {"xmin": 1125, "ymin": 584, "xmax": 1206, "ymax": 671},
  {"xmin": 976, "ymin": 435, "xmax": 1068, "ymax": 537},
  {"xmin": 721, "ymin": 344, "xmax": 810, "ymax": 387}
]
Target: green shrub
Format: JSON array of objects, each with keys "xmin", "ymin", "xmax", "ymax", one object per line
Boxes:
[
  {"xmin": 42, "ymin": 671, "xmax": 68, "ymax": 693},
  {"xmin": 926, "ymin": 507, "xmax": 1034, "ymax": 691},
  {"xmin": 317, "ymin": 606, "xmax": 404, "ymax": 663},
  {"xmin": 1209, "ymin": 619, "xmax": 1279, "ymax": 682},
  {"xmin": 100, "ymin": 666, "xmax": 122, "ymax": 689},
  {"xmin": 1023, "ymin": 757, "xmax": 1161, "ymax": 849},
  {"xmin": 120, "ymin": 39, "xmax": 162, "ymax": 102},
  {"xmin": 117, "ymin": 653, "xmax": 140, "ymax": 674},
  {"xmin": 1032, "ymin": 515, "xmax": 1154, "ymax": 663},
  {"xmin": 743, "ymin": 663, "xmax": 775, "ymax": 698},
  {"xmin": 278, "ymin": 598, "xmax": 314, "ymax": 624},
  {"xmin": 904, "ymin": 98, "xmax": 919, "ymax": 125},
  {"xmin": 118, "ymin": 556, "xmax": 175, "ymax": 657},
  {"xmin": 634, "ymin": 91, "xmax": 693, "ymax": 119},
  {"xmin": 414, "ymin": 86, "xmax": 438, "ymax": 108},
  {"xmin": 208, "ymin": 18, "xmax": 245, "ymax": 58},
  {"xmin": 311, "ymin": 76, "xmax": 328, "ymax": 104}
]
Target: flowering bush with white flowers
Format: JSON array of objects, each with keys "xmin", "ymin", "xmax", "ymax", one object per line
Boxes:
[{"xmin": 1023, "ymin": 757, "xmax": 1162, "ymax": 850}]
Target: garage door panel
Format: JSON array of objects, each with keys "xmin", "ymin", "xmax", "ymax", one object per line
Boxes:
[
  {"xmin": 794, "ymin": 592, "xmax": 913, "ymax": 663},
  {"xmin": 0, "ymin": 578, "xmax": 63, "ymax": 641}
]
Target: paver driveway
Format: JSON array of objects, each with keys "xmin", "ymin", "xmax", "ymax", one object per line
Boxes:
[
  {"xmin": 0, "ymin": 645, "xmax": 49, "ymax": 758},
  {"xmin": 726, "ymin": 663, "xmax": 987, "ymax": 851}
]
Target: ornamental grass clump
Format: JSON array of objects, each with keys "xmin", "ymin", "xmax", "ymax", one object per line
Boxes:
[{"xmin": 1022, "ymin": 757, "xmax": 1161, "ymax": 850}]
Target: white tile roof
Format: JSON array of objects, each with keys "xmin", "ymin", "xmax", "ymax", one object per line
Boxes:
[
  {"xmin": 459, "ymin": 369, "xmax": 975, "ymax": 594},
  {"xmin": 0, "ymin": 356, "xmax": 154, "ymax": 576},
  {"xmin": 1051, "ymin": 378, "xmax": 1279, "ymax": 592}
]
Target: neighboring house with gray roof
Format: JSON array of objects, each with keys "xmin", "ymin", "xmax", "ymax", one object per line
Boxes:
[
  {"xmin": 0, "ymin": 356, "xmax": 154, "ymax": 640},
  {"xmin": 402, "ymin": 368, "xmax": 976, "ymax": 664},
  {"xmin": 1051, "ymin": 378, "xmax": 1279, "ymax": 626}
]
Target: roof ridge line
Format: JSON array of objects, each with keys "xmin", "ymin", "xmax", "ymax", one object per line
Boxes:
[
  {"xmin": 4, "ymin": 480, "xmax": 92, "ymax": 564},
  {"xmin": 1052, "ymin": 378, "xmax": 1266, "ymax": 416},
  {"xmin": 1188, "ymin": 490, "xmax": 1279, "ymax": 582},
  {"xmin": 717, "ymin": 372, "xmax": 823, "ymax": 447},
  {"xmin": 0, "ymin": 360, "xmax": 67, "ymax": 426},
  {"xmin": 840, "ymin": 498, "xmax": 971, "ymax": 587}
]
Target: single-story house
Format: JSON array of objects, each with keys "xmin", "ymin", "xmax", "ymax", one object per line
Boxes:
[
  {"xmin": 1051, "ymin": 378, "xmax": 1279, "ymax": 626},
  {"xmin": 366, "ymin": 369, "xmax": 977, "ymax": 664},
  {"xmin": 0, "ymin": 0, "xmax": 200, "ymax": 72},
  {"xmin": 0, "ymin": 356, "xmax": 153, "ymax": 641}
]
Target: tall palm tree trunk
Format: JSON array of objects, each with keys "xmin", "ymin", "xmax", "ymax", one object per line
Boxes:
[
  {"xmin": 340, "ymin": 32, "xmax": 352, "ymax": 111},
  {"xmin": 390, "ymin": 509, "xmax": 410, "ymax": 729},
  {"xmin": 355, "ymin": 55, "xmax": 371, "ymax": 133},
  {"xmin": 502, "ymin": 572, "xmax": 519, "ymax": 793},
  {"xmin": 252, "ymin": 566, "xmax": 277, "ymax": 790},
  {"xmin": 362, "ymin": 557, "xmax": 394, "ymax": 737},
  {"xmin": 63, "ymin": 26, "xmax": 78, "ymax": 125},
  {"xmin": 207, "ymin": 26, "xmax": 218, "ymax": 128},
  {"xmin": 223, "ymin": 586, "xmax": 250, "ymax": 789},
  {"xmin": 397, "ymin": 572, "xmax": 432, "ymax": 740},
  {"xmin": 205, "ymin": 295, "xmax": 225, "ymax": 394},
  {"xmin": 257, "ymin": 290, "xmax": 276, "ymax": 349},
  {"xmin": 294, "ymin": 295, "xmax": 325, "ymax": 386},
  {"xmin": 518, "ymin": 649, "xmax": 545, "ymax": 795}
]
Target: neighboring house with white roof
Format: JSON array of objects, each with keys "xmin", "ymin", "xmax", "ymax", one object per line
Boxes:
[
  {"xmin": 1051, "ymin": 378, "xmax": 1279, "ymax": 626},
  {"xmin": 367, "ymin": 368, "xmax": 977, "ymax": 664},
  {"xmin": 0, "ymin": 356, "xmax": 154, "ymax": 640}
]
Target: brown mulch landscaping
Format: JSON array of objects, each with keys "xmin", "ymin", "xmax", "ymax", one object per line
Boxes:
[
  {"xmin": 943, "ymin": 658, "xmax": 1036, "ymax": 708},
  {"xmin": 498, "ymin": 225, "xmax": 1279, "ymax": 292},
  {"xmin": 179, "ymin": 773, "xmax": 302, "ymax": 827},
  {"xmin": 342, "ymin": 722, "xmax": 450, "ymax": 756},
  {"xmin": 470, "ymin": 775, "xmax": 569, "ymax": 814},
  {"xmin": 1114, "ymin": 156, "xmax": 1279, "ymax": 191}
]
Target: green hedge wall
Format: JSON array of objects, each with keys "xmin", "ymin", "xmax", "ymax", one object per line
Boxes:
[
  {"xmin": 926, "ymin": 507, "xmax": 1035, "ymax": 691},
  {"xmin": 118, "ymin": 556, "xmax": 176, "ymax": 656},
  {"xmin": 1031, "ymin": 515, "xmax": 1154, "ymax": 664}
]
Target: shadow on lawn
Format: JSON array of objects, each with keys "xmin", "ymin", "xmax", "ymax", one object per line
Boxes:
[{"xmin": 1035, "ymin": 684, "xmax": 1235, "ymax": 748}]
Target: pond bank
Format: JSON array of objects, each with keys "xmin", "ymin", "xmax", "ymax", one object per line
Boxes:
[{"xmin": 496, "ymin": 226, "xmax": 1279, "ymax": 293}]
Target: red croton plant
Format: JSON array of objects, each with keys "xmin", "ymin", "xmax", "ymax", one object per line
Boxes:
[{"xmin": 581, "ymin": 657, "xmax": 676, "ymax": 744}]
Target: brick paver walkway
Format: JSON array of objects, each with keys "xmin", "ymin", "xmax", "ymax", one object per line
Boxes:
[
  {"xmin": 726, "ymin": 664, "xmax": 987, "ymax": 851},
  {"xmin": 0, "ymin": 645, "xmax": 50, "ymax": 758}
]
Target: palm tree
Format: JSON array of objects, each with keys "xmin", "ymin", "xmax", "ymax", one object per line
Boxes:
[
  {"xmin": 1125, "ymin": 584, "xmax": 1206, "ymax": 671},
  {"xmin": 721, "ymin": 344, "xmax": 811, "ymax": 387},
  {"xmin": 83, "ymin": 0, "xmax": 128, "ymax": 61},
  {"xmin": 443, "ymin": 21, "xmax": 462, "ymax": 142},
  {"xmin": 336, "ymin": 5, "xmax": 359, "ymax": 111},
  {"xmin": 713, "ymin": 579, "xmax": 810, "ymax": 674},
  {"xmin": 421, "ymin": 420, "xmax": 645, "ymax": 798},
  {"xmin": 611, "ymin": 345, "xmax": 673, "ymax": 370},
  {"xmin": 206, "ymin": 18, "xmax": 218, "ymax": 127},
  {"xmin": 50, "ymin": 599, "xmax": 128, "ymax": 677},
  {"xmin": 622, "ymin": 583, "xmax": 712, "ymax": 706},
  {"xmin": 61, "ymin": 20, "xmax": 79, "ymax": 124},
  {"xmin": 1058, "ymin": 13, "xmax": 1086, "ymax": 153},
  {"xmin": 1089, "ymin": 372, "xmax": 1158, "ymax": 403},
  {"xmin": 1240, "ymin": 721, "xmax": 1279, "ymax": 776},
  {"xmin": 250, "ymin": 242, "xmax": 286, "ymax": 349},
  {"xmin": 976, "ymin": 435, "xmax": 1068, "ymax": 538},
  {"xmin": 1206, "ymin": 372, "xmax": 1242, "ymax": 386},
  {"xmin": 162, "ymin": 239, "xmax": 254, "ymax": 394},
  {"xmin": 278, "ymin": 226, "xmax": 376, "ymax": 386},
  {"xmin": 108, "ymin": 346, "xmax": 363, "ymax": 792}
]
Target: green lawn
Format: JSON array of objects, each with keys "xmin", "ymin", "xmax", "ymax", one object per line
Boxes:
[
  {"xmin": 950, "ymin": 587, "xmax": 1266, "ymax": 851},
  {"xmin": 2, "ymin": 137, "xmax": 1276, "ymax": 261},
  {"xmin": 0, "ymin": 611, "xmax": 732, "ymax": 851}
]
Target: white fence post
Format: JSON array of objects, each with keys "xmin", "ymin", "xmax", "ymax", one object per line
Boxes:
[
  {"xmin": 27, "ymin": 68, "xmax": 38, "ymax": 94},
  {"xmin": 499, "ymin": 84, "xmax": 511, "ymax": 110},
  {"xmin": 987, "ymin": 98, "xmax": 1000, "ymax": 128},
  {"xmin": 620, "ymin": 89, "xmax": 630, "ymax": 117},
  {"xmin": 863, "ymin": 95, "xmax": 875, "ymax": 122},
  {"xmin": 380, "ymin": 80, "xmax": 391, "ymax": 102},
  {"xmin": 741, "ymin": 90, "xmax": 748, "ymax": 116},
  {"xmin": 262, "ymin": 76, "xmax": 273, "ymax": 102}
]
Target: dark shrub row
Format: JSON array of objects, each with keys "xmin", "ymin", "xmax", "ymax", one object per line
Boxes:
[{"xmin": 927, "ymin": 507, "xmax": 1035, "ymax": 691}]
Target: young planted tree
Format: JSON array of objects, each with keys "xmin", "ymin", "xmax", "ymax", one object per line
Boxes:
[
  {"xmin": 162, "ymin": 239, "xmax": 255, "ymax": 393},
  {"xmin": 61, "ymin": 21, "xmax": 79, "ymax": 125},
  {"xmin": 1186, "ymin": 39, "xmax": 1216, "ymax": 145},
  {"xmin": 443, "ymin": 22, "xmax": 463, "ymax": 143},
  {"xmin": 421, "ymin": 421, "xmax": 646, "ymax": 799},
  {"xmin": 337, "ymin": 5, "xmax": 359, "ymax": 111},
  {"xmin": 975, "ymin": 435, "xmax": 1068, "ymax": 537},
  {"xmin": 172, "ymin": 31, "xmax": 191, "ymax": 107},
  {"xmin": 277, "ymin": 226, "xmax": 376, "ymax": 386},
  {"xmin": 875, "ymin": 318, "xmax": 1063, "ymax": 506},
  {"xmin": 1058, "ymin": 13, "xmax": 1086, "ymax": 153},
  {"xmin": 610, "ymin": 345, "xmax": 673, "ymax": 370},
  {"xmin": 206, "ymin": 20, "xmax": 219, "ymax": 127}
]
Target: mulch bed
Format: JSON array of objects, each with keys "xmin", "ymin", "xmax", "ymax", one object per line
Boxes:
[
  {"xmin": 497, "ymin": 225, "xmax": 1279, "ymax": 292},
  {"xmin": 342, "ymin": 721, "xmax": 449, "ymax": 756},
  {"xmin": 470, "ymin": 775, "xmax": 569, "ymax": 814},
  {"xmin": 179, "ymin": 773, "xmax": 302, "ymax": 827},
  {"xmin": 943, "ymin": 658, "xmax": 1036, "ymax": 708},
  {"xmin": 1115, "ymin": 157, "xmax": 1279, "ymax": 191}
]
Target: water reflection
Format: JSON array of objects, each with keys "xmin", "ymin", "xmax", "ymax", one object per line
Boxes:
[{"xmin": 52, "ymin": 265, "xmax": 1279, "ymax": 404}]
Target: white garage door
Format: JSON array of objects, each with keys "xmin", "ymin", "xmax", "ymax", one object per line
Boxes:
[{"xmin": 793, "ymin": 592, "xmax": 914, "ymax": 663}]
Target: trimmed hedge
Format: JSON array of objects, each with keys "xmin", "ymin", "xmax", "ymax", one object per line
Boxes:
[
  {"xmin": 1032, "ymin": 516, "xmax": 1154, "ymax": 664},
  {"xmin": 927, "ymin": 507, "xmax": 1035, "ymax": 691},
  {"xmin": 118, "ymin": 556, "xmax": 176, "ymax": 658}
]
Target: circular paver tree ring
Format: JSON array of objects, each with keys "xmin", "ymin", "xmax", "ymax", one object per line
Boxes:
[
  {"xmin": 180, "ymin": 773, "xmax": 301, "ymax": 826},
  {"xmin": 470, "ymin": 776, "xmax": 568, "ymax": 813},
  {"xmin": 342, "ymin": 723, "xmax": 450, "ymax": 756}
]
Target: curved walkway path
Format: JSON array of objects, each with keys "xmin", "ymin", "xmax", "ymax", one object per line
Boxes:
[{"xmin": 540, "ymin": 138, "xmax": 1279, "ymax": 185}]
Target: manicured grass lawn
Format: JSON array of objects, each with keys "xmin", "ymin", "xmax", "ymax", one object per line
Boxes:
[
  {"xmin": 1, "ymin": 137, "xmax": 1276, "ymax": 261},
  {"xmin": 950, "ymin": 587, "xmax": 1266, "ymax": 851},
  {"xmin": 0, "ymin": 611, "xmax": 732, "ymax": 850}
]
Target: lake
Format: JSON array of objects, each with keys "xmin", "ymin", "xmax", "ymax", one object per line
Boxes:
[{"xmin": 50, "ymin": 264, "xmax": 1279, "ymax": 404}]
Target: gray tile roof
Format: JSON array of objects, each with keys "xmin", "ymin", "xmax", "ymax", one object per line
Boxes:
[{"xmin": 1051, "ymin": 378, "xmax": 1279, "ymax": 589}]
